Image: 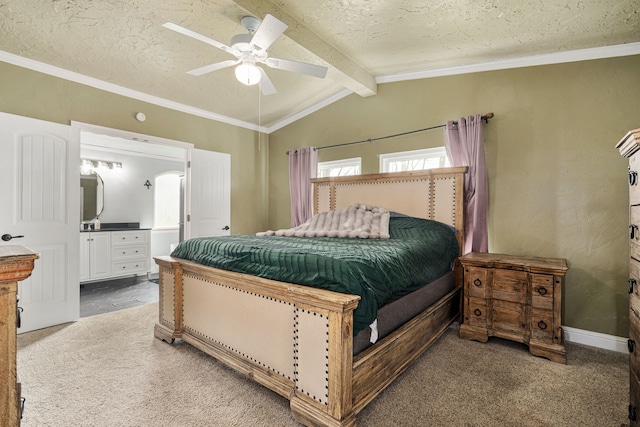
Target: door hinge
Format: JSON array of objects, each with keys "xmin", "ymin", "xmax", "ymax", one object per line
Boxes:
[
  {"xmin": 187, "ymin": 160, "xmax": 191, "ymax": 168},
  {"xmin": 630, "ymin": 404, "xmax": 637, "ymax": 421},
  {"xmin": 187, "ymin": 214, "xmax": 191, "ymax": 222}
]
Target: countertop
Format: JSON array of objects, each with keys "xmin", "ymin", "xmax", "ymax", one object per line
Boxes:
[{"xmin": 80, "ymin": 222, "xmax": 149, "ymax": 232}]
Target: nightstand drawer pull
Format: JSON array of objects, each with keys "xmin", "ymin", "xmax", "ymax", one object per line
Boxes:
[
  {"xmin": 473, "ymin": 278, "xmax": 482, "ymax": 287},
  {"xmin": 629, "ymin": 339, "xmax": 636, "ymax": 353},
  {"xmin": 630, "ymin": 279, "xmax": 637, "ymax": 294},
  {"xmin": 537, "ymin": 320, "xmax": 547, "ymax": 330},
  {"xmin": 630, "ymin": 168, "xmax": 638, "ymax": 186},
  {"xmin": 537, "ymin": 287, "xmax": 548, "ymax": 296},
  {"xmin": 631, "ymin": 224, "xmax": 639, "ymax": 239},
  {"xmin": 473, "ymin": 308, "xmax": 482, "ymax": 317}
]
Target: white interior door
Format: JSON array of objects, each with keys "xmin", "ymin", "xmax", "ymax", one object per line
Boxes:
[
  {"xmin": 0, "ymin": 112, "xmax": 80, "ymax": 333},
  {"xmin": 188, "ymin": 149, "xmax": 230, "ymax": 238}
]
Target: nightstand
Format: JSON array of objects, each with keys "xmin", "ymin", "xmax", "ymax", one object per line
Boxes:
[{"xmin": 458, "ymin": 252, "xmax": 568, "ymax": 363}]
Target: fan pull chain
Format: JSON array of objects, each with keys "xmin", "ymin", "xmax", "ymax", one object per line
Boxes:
[{"xmin": 258, "ymin": 88, "xmax": 262, "ymax": 151}]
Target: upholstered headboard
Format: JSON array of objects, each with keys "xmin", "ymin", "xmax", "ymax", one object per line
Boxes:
[{"xmin": 311, "ymin": 167, "xmax": 467, "ymax": 253}]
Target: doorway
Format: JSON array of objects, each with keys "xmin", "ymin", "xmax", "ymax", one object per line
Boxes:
[{"xmin": 75, "ymin": 124, "xmax": 190, "ymax": 317}]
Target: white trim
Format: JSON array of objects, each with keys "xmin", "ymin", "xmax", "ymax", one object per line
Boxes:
[
  {"xmin": 376, "ymin": 42, "xmax": 640, "ymax": 84},
  {"xmin": 0, "ymin": 50, "xmax": 265, "ymax": 132},
  {"xmin": 563, "ymin": 326, "xmax": 628, "ymax": 354},
  {"xmin": 264, "ymin": 89, "xmax": 353, "ymax": 133},
  {"xmin": 71, "ymin": 121, "xmax": 193, "ymax": 151},
  {"xmin": 4, "ymin": 43, "xmax": 640, "ymax": 132}
]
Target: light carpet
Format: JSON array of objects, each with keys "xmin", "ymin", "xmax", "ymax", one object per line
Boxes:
[{"xmin": 17, "ymin": 302, "xmax": 629, "ymax": 426}]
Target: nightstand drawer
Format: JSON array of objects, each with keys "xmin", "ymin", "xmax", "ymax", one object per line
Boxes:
[
  {"xmin": 531, "ymin": 273, "xmax": 553, "ymax": 310},
  {"xmin": 465, "ymin": 267, "xmax": 488, "ymax": 298},
  {"xmin": 492, "ymin": 299, "xmax": 527, "ymax": 334},
  {"xmin": 531, "ymin": 308, "xmax": 554, "ymax": 343},
  {"xmin": 492, "ymin": 269, "xmax": 527, "ymax": 304},
  {"xmin": 466, "ymin": 297, "xmax": 487, "ymax": 327}
]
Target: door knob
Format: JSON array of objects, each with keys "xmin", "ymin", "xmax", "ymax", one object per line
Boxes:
[
  {"xmin": 1, "ymin": 234, "xmax": 25, "ymax": 241},
  {"xmin": 222, "ymin": 225, "xmax": 230, "ymax": 231}
]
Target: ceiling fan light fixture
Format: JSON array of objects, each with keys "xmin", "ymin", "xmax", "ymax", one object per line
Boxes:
[{"xmin": 235, "ymin": 62, "xmax": 261, "ymax": 86}]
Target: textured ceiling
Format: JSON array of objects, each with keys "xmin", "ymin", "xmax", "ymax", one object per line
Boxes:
[{"xmin": 0, "ymin": 0, "xmax": 638, "ymax": 131}]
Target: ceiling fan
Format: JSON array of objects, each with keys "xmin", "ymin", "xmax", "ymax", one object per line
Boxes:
[{"xmin": 162, "ymin": 14, "xmax": 328, "ymax": 95}]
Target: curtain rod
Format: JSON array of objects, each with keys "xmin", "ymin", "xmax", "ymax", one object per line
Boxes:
[{"xmin": 286, "ymin": 112, "xmax": 494, "ymax": 154}]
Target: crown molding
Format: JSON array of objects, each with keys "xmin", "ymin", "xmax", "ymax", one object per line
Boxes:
[
  {"xmin": 264, "ymin": 89, "xmax": 352, "ymax": 133},
  {"xmin": 0, "ymin": 50, "xmax": 266, "ymax": 133},
  {"xmin": 375, "ymin": 42, "xmax": 640, "ymax": 84},
  {"xmin": 2, "ymin": 42, "xmax": 639, "ymax": 134}
]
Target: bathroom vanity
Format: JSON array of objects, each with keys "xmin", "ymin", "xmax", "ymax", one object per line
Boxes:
[{"xmin": 80, "ymin": 224, "xmax": 150, "ymax": 282}]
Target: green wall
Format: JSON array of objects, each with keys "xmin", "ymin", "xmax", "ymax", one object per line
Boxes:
[
  {"xmin": 2, "ymin": 54, "xmax": 639, "ymax": 338},
  {"xmin": 0, "ymin": 62, "xmax": 269, "ymax": 235},
  {"xmin": 269, "ymin": 55, "xmax": 640, "ymax": 338}
]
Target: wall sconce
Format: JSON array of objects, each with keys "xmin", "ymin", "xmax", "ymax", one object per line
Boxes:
[
  {"xmin": 144, "ymin": 180, "xmax": 152, "ymax": 189},
  {"xmin": 81, "ymin": 159, "xmax": 122, "ymax": 175}
]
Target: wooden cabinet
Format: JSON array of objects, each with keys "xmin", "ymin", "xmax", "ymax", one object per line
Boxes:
[
  {"xmin": 80, "ymin": 230, "xmax": 150, "ymax": 282},
  {"xmin": 616, "ymin": 127, "xmax": 640, "ymax": 425},
  {"xmin": 0, "ymin": 246, "xmax": 38, "ymax": 427},
  {"xmin": 459, "ymin": 252, "xmax": 568, "ymax": 364}
]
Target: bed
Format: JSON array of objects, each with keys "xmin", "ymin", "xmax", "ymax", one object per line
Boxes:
[{"xmin": 154, "ymin": 167, "xmax": 467, "ymax": 427}]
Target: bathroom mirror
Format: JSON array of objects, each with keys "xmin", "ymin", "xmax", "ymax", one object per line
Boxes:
[{"xmin": 80, "ymin": 172, "xmax": 104, "ymax": 222}]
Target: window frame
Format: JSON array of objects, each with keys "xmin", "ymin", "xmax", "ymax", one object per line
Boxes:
[
  {"xmin": 153, "ymin": 171, "xmax": 182, "ymax": 231},
  {"xmin": 317, "ymin": 157, "xmax": 362, "ymax": 178},
  {"xmin": 379, "ymin": 147, "xmax": 450, "ymax": 173}
]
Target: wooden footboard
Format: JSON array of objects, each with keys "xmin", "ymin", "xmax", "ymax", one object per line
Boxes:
[
  {"xmin": 155, "ymin": 168, "xmax": 466, "ymax": 426},
  {"xmin": 155, "ymin": 256, "xmax": 460, "ymax": 427}
]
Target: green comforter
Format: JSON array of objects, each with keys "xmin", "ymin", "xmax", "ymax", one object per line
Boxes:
[{"xmin": 170, "ymin": 216, "xmax": 459, "ymax": 334}]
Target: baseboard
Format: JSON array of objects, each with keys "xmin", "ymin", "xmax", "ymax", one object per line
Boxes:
[{"xmin": 563, "ymin": 326, "xmax": 628, "ymax": 354}]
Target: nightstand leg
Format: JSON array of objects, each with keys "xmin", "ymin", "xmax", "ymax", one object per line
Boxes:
[
  {"xmin": 529, "ymin": 341, "xmax": 567, "ymax": 364},
  {"xmin": 459, "ymin": 324, "xmax": 489, "ymax": 342}
]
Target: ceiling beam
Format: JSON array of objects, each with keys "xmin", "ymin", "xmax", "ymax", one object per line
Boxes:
[{"xmin": 231, "ymin": 0, "xmax": 377, "ymax": 97}]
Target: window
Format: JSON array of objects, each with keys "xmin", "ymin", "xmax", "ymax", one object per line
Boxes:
[
  {"xmin": 379, "ymin": 147, "xmax": 450, "ymax": 173},
  {"xmin": 317, "ymin": 157, "xmax": 361, "ymax": 177},
  {"xmin": 154, "ymin": 172, "xmax": 182, "ymax": 229}
]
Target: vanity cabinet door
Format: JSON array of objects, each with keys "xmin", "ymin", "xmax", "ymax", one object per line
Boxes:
[
  {"xmin": 79, "ymin": 234, "xmax": 90, "ymax": 282},
  {"xmin": 89, "ymin": 233, "xmax": 111, "ymax": 279}
]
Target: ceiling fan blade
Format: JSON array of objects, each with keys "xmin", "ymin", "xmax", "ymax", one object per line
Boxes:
[
  {"xmin": 187, "ymin": 59, "xmax": 240, "ymax": 76},
  {"xmin": 250, "ymin": 14, "xmax": 288, "ymax": 51},
  {"xmin": 264, "ymin": 57, "xmax": 328, "ymax": 79},
  {"xmin": 258, "ymin": 68, "xmax": 277, "ymax": 95},
  {"xmin": 162, "ymin": 22, "xmax": 237, "ymax": 55}
]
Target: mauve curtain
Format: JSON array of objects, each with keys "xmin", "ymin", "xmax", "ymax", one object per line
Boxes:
[
  {"xmin": 289, "ymin": 147, "xmax": 318, "ymax": 227},
  {"xmin": 444, "ymin": 113, "xmax": 489, "ymax": 254}
]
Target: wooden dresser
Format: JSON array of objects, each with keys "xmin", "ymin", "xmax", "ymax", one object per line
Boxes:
[
  {"xmin": 616, "ymin": 127, "xmax": 640, "ymax": 425},
  {"xmin": 0, "ymin": 246, "xmax": 38, "ymax": 427},
  {"xmin": 458, "ymin": 252, "xmax": 568, "ymax": 363}
]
